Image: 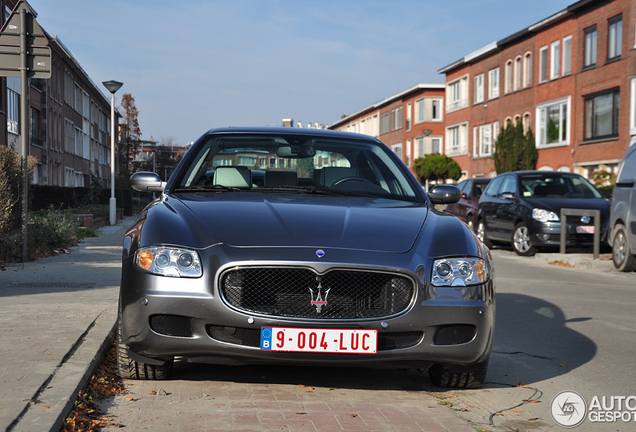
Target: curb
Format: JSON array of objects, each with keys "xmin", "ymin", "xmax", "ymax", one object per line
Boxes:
[{"xmin": 11, "ymin": 308, "xmax": 117, "ymax": 432}]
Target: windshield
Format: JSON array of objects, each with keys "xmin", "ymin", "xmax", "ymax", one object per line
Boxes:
[
  {"xmin": 174, "ymin": 134, "xmax": 420, "ymax": 201},
  {"xmin": 519, "ymin": 174, "xmax": 602, "ymax": 199}
]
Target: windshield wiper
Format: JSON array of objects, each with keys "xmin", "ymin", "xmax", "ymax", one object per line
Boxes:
[{"xmin": 173, "ymin": 185, "xmax": 242, "ymax": 193}]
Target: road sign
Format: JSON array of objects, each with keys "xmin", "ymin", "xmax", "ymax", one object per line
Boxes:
[
  {"xmin": 0, "ymin": 0, "xmax": 51, "ymax": 79},
  {"xmin": 0, "ymin": 6, "xmax": 48, "ymax": 47},
  {"xmin": 0, "ymin": 45, "xmax": 50, "ymax": 78}
]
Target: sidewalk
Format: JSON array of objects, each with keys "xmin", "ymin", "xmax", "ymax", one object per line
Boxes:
[{"xmin": 0, "ymin": 217, "xmax": 134, "ymax": 432}]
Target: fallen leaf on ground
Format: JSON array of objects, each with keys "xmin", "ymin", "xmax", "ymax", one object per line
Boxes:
[
  {"xmin": 150, "ymin": 391, "xmax": 157, "ymax": 395},
  {"xmin": 296, "ymin": 412, "xmax": 307, "ymax": 415},
  {"xmin": 522, "ymin": 399, "xmax": 541, "ymax": 403},
  {"xmin": 549, "ymin": 260, "xmax": 576, "ymax": 268},
  {"xmin": 126, "ymin": 397, "xmax": 137, "ymax": 402},
  {"xmin": 511, "ymin": 410, "xmax": 524, "ymax": 413},
  {"xmin": 298, "ymin": 384, "xmax": 306, "ymax": 388},
  {"xmin": 529, "ymin": 418, "xmax": 540, "ymax": 421},
  {"xmin": 349, "ymin": 414, "xmax": 358, "ymax": 418}
]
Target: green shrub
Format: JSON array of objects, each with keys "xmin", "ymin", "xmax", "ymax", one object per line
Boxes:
[
  {"xmin": 78, "ymin": 227, "xmax": 98, "ymax": 239},
  {"xmin": 27, "ymin": 209, "xmax": 80, "ymax": 257},
  {"xmin": 0, "ymin": 208, "xmax": 89, "ymax": 263},
  {"xmin": 0, "ymin": 146, "xmax": 36, "ymax": 234}
]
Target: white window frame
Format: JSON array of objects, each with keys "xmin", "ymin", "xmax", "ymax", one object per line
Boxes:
[
  {"xmin": 391, "ymin": 143, "xmax": 403, "ymax": 160},
  {"xmin": 480, "ymin": 123, "xmax": 492, "ymax": 157},
  {"xmin": 550, "ymin": 40, "xmax": 560, "ymax": 80},
  {"xmin": 536, "ymin": 96, "xmax": 571, "ymax": 148},
  {"xmin": 415, "ymin": 136, "xmax": 425, "ymax": 159},
  {"xmin": 446, "ymin": 76, "xmax": 468, "ymax": 113},
  {"xmin": 630, "ymin": 77, "xmax": 636, "ymax": 136},
  {"xmin": 514, "ymin": 55, "xmax": 523, "ymax": 91},
  {"xmin": 431, "ymin": 97, "xmax": 443, "ymax": 121},
  {"xmin": 406, "ymin": 102, "xmax": 411, "ymax": 131},
  {"xmin": 562, "ymin": 35, "xmax": 572, "ymax": 76},
  {"xmin": 414, "ymin": 98, "xmax": 425, "ymax": 124},
  {"xmin": 488, "ymin": 68, "xmax": 499, "ymax": 99},
  {"xmin": 474, "ymin": 73, "xmax": 484, "ymax": 104},
  {"xmin": 539, "ymin": 45, "xmax": 548, "ymax": 83},
  {"xmin": 493, "ymin": 121, "xmax": 500, "ymax": 152},
  {"xmin": 505, "ymin": 59, "xmax": 513, "ymax": 94},
  {"xmin": 446, "ymin": 122, "xmax": 468, "ymax": 156},
  {"xmin": 523, "ymin": 52, "xmax": 532, "ymax": 88},
  {"xmin": 431, "ymin": 136, "xmax": 442, "ymax": 154},
  {"xmin": 415, "ymin": 97, "xmax": 443, "ymax": 122}
]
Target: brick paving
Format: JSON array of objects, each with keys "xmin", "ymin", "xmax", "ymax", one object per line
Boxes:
[{"xmin": 97, "ymin": 362, "xmax": 477, "ymax": 431}]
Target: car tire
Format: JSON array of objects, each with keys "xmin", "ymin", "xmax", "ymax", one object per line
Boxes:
[
  {"xmin": 477, "ymin": 220, "xmax": 493, "ymax": 248},
  {"xmin": 466, "ymin": 217, "xmax": 475, "ymax": 233},
  {"xmin": 512, "ymin": 222, "xmax": 536, "ymax": 256},
  {"xmin": 428, "ymin": 359, "xmax": 489, "ymax": 389},
  {"xmin": 117, "ymin": 314, "xmax": 173, "ymax": 380},
  {"xmin": 612, "ymin": 224, "xmax": 636, "ymax": 272}
]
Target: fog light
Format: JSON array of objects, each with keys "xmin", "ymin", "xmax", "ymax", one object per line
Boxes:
[{"xmin": 540, "ymin": 233, "xmax": 550, "ymax": 241}]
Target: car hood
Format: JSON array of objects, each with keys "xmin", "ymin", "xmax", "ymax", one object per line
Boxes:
[
  {"xmin": 176, "ymin": 192, "xmax": 428, "ymax": 253},
  {"xmin": 523, "ymin": 197, "xmax": 610, "ymax": 215}
]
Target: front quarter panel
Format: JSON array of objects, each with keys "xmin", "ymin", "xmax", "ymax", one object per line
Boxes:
[{"xmin": 124, "ymin": 195, "xmax": 222, "ymax": 260}]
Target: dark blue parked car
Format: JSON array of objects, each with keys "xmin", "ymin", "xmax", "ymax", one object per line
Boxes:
[{"xmin": 477, "ymin": 171, "xmax": 610, "ymax": 256}]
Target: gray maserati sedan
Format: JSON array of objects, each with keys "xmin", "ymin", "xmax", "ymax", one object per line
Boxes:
[{"xmin": 117, "ymin": 127, "xmax": 495, "ymax": 388}]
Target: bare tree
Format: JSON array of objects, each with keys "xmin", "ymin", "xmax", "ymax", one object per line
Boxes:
[{"xmin": 119, "ymin": 94, "xmax": 142, "ymax": 173}]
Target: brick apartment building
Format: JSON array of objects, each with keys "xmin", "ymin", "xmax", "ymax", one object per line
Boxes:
[
  {"xmin": 0, "ymin": 1, "xmax": 119, "ymax": 187},
  {"xmin": 439, "ymin": 0, "xmax": 636, "ymax": 181},
  {"xmin": 329, "ymin": 83, "xmax": 446, "ymax": 179}
]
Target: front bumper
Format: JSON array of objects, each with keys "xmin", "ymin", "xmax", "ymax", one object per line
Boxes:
[
  {"xmin": 119, "ymin": 249, "xmax": 495, "ymax": 369},
  {"xmin": 527, "ymin": 219, "xmax": 609, "ymax": 248}
]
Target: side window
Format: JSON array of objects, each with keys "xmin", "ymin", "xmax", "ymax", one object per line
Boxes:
[
  {"xmin": 457, "ymin": 181, "xmax": 469, "ymax": 198},
  {"xmin": 616, "ymin": 149, "xmax": 636, "ymax": 185},
  {"xmin": 484, "ymin": 176, "xmax": 503, "ymax": 197},
  {"xmin": 474, "ymin": 181, "xmax": 487, "ymax": 199},
  {"xmin": 499, "ymin": 175, "xmax": 518, "ymax": 196}
]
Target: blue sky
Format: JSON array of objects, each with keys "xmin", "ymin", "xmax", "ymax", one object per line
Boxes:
[{"xmin": 29, "ymin": 0, "xmax": 574, "ymax": 144}]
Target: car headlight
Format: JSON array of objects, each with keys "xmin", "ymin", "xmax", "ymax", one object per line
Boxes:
[
  {"xmin": 432, "ymin": 258, "xmax": 488, "ymax": 287},
  {"xmin": 135, "ymin": 246, "xmax": 202, "ymax": 277},
  {"xmin": 532, "ymin": 208, "xmax": 559, "ymax": 222}
]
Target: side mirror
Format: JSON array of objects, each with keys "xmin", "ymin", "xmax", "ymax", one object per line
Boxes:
[
  {"xmin": 131, "ymin": 172, "xmax": 165, "ymax": 193},
  {"xmin": 428, "ymin": 184, "xmax": 461, "ymax": 204}
]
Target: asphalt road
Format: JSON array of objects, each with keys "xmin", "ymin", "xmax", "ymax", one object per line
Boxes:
[{"xmin": 95, "ymin": 249, "xmax": 636, "ymax": 432}]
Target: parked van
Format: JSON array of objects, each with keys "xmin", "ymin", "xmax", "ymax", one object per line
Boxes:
[{"xmin": 610, "ymin": 145, "xmax": 636, "ymax": 271}]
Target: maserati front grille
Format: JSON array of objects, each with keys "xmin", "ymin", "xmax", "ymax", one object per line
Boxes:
[{"xmin": 220, "ymin": 267, "xmax": 415, "ymax": 319}]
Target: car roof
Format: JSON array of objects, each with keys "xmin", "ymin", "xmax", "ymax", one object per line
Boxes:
[
  {"xmin": 202, "ymin": 127, "xmax": 380, "ymax": 142},
  {"xmin": 498, "ymin": 171, "xmax": 582, "ymax": 177}
]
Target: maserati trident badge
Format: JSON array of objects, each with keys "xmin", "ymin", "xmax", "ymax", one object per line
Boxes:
[{"xmin": 309, "ymin": 282, "xmax": 330, "ymax": 313}]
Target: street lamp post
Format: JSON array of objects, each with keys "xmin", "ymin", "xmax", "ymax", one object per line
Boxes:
[{"xmin": 103, "ymin": 80, "xmax": 123, "ymax": 226}]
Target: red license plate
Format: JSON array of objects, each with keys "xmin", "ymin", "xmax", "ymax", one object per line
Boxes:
[{"xmin": 260, "ymin": 327, "xmax": 377, "ymax": 354}]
